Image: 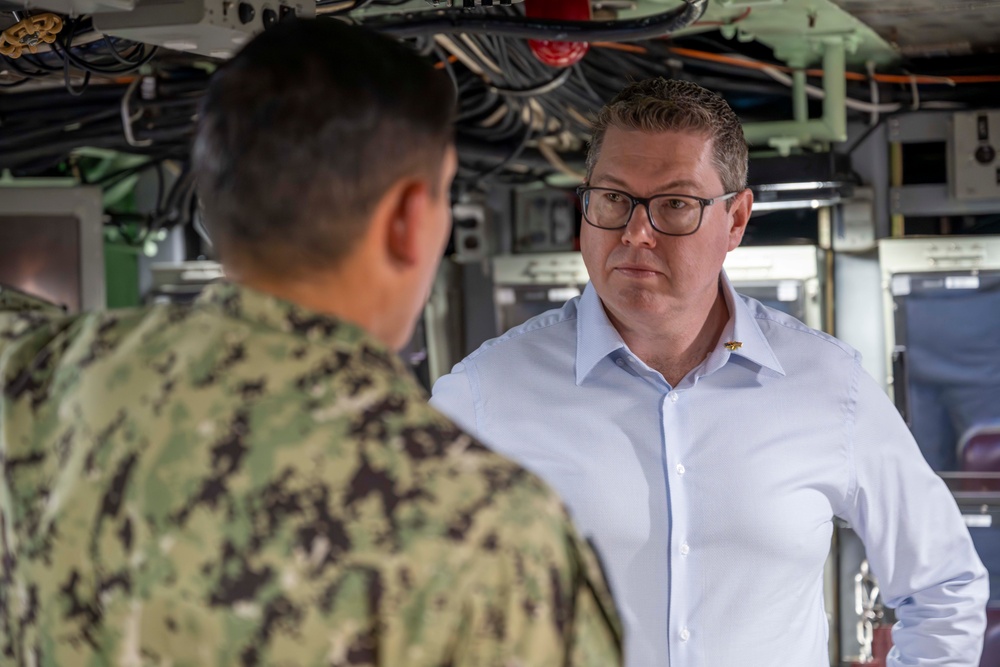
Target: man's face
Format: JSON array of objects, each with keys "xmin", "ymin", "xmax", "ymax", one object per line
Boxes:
[{"xmin": 581, "ymin": 126, "xmax": 750, "ymax": 329}]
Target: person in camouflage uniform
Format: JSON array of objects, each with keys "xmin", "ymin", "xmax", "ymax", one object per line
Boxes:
[{"xmin": 0, "ymin": 18, "xmax": 622, "ymax": 667}]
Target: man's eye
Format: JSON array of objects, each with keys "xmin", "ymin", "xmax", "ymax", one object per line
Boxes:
[
  {"xmin": 605, "ymin": 192, "xmax": 624, "ymax": 203},
  {"xmin": 666, "ymin": 198, "xmax": 687, "ymax": 209}
]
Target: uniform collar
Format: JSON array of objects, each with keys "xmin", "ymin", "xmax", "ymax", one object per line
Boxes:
[
  {"xmin": 574, "ymin": 272, "xmax": 785, "ymax": 386},
  {"xmin": 196, "ymin": 282, "xmax": 383, "ymax": 351}
]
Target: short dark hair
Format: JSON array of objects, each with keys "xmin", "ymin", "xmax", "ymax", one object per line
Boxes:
[
  {"xmin": 586, "ymin": 78, "xmax": 748, "ymax": 194},
  {"xmin": 193, "ymin": 19, "xmax": 456, "ymax": 274}
]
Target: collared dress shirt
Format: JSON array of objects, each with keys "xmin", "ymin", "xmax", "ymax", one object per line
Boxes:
[{"xmin": 431, "ymin": 272, "xmax": 988, "ymax": 667}]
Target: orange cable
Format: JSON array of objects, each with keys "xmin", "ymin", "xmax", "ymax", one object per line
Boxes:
[
  {"xmin": 591, "ymin": 42, "xmax": 647, "ymax": 54},
  {"xmin": 433, "ymin": 54, "xmax": 459, "ymax": 70}
]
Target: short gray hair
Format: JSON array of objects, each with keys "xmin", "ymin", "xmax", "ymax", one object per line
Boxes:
[{"xmin": 586, "ymin": 78, "xmax": 748, "ymax": 194}]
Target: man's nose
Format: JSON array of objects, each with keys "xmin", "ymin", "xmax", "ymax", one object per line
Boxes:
[{"xmin": 621, "ymin": 203, "xmax": 657, "ymax": 247}]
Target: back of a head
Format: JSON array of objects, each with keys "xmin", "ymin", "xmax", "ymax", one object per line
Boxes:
[
  {"xmin": 193, "ymin": 19, "xmax": 456, "ymax": 277},
  {"xmin": 586, "ymin": 78, "xmax": 748, "ymax": 194}
]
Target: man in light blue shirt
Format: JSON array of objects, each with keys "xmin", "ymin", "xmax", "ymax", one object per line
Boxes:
[{"xmin": 431, "ymin": 78, "xmax": 988, "ymax": 666}]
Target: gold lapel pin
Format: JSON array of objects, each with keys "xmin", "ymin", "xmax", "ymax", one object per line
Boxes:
[{"xmin": 724, "ymin": 341, "xmax": 743, "ymax": 351}]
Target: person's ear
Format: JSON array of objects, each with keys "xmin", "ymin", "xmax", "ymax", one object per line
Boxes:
[
  {"xmin": 727, "ymin": 188, "xmax": 753, "ymax": 251},
  {"xmin": 384, "ymin": 179, "xmax": 431, "ymax": 268}
]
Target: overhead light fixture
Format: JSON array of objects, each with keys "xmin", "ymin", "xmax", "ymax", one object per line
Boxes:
[{"xmin": 751, "ymin": 196, "xmax": 843, "ymax": 213}]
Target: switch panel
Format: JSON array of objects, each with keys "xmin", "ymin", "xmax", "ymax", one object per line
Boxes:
[
  {"xmin": 950, "ymin": 111, "xmax": 1000, "ymax": 200},
  {"xmin": 94, "ymin": 0, "xmax": 314, "ymax": 59}
]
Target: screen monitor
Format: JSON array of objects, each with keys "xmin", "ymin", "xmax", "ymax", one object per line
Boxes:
[{"xmin": 0, "ymin": 186, "xmax": 106, "ymax": 312}]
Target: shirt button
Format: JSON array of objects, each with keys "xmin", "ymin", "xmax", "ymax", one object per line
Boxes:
[
  {"xmin": 676, "ymin": 464, "xmax": 685, "ymax": 475},
  {"xmin": 669, "ymin": 392, "xmax": 679, "ymax": 403},
  {"xmin": 680, "ymin": 543, "xmax": 690, "ymax": 556},
  {"xmin": 616, "ymin": 358, "xmax": 625, "ymax": 367},
  {"xmin": 680, "ymin": 627, "xmax": 690, "ymax": 642}
]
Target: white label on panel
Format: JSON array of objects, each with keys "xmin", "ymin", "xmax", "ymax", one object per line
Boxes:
[
  {"xmin": 777, "ymin": 281, "xmax": 799, "ymax": 302},
  {"xmin": 495, "ymin": 288, "xmax": 516, "ymax": 306},
  {"xmin": 891, "ymin": 275, "xmax": 911, "ymax": 296},
  {"xmin": 964, "ymin": 514, "xmax": 993, "ymax": 528},
  {"xmin": 945, "ymin": 276, "xmax": 980, "ymax": 290},
  {"xmin": 548, "ymin": 287, "xmax": 581, "ymax": 302}
]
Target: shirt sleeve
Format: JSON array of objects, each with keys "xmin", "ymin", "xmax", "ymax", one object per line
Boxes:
[
  {"xmin": 450, "ymin": 492, "xmax": 624, "ymax": 667},
  {"xmin": 844, "ymin": 360, "xmax": 989, "ymax": 666},
  {"xmin": 430, "ymin": 361, "xmax": 480, "ymax": 437}
]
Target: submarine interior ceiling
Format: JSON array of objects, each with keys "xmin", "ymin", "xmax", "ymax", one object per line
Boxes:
[{"xmin": 0, "ymin": 0, "xmax": 999, "ymax": 186}]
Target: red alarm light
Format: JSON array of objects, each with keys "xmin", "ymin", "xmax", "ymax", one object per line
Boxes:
[{"xmin": 524, "ymin": 0, "xmax": 592, "ymax": 68}]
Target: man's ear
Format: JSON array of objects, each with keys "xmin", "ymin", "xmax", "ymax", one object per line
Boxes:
[
  {"xmin": 383, "ymin": 179, "xmax": 430, "ymax": 268},
  {"xmin": 727, "ymin": 188, "xmax": 753, "ymax": 251}
]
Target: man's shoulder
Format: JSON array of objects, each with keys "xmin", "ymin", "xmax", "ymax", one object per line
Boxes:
[
  {"xmin": 464, "ymin": 298, "xmax": 580, "ymax": 366},
  {"xmin": 740, "ymin": 293, "xmax": 860, "ymax": 363},
  {"xmin": 0, "ymin": 285, "xmax": 66, "ymax": 315}
]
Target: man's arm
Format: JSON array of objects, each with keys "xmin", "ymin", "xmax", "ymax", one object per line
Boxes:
[
  {"xmin": 450, "ymin": 481, "xmax": 623, "ymax": 667},
  {"xmin": 845, "ymin": 363, "xmax": 989, "ymax": 665},
  {"xmin": 433, "ymin": 363, "xmax": 623, "ymax": 664}
]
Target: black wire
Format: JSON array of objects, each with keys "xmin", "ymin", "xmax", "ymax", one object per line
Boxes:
[
  {"xmin": 21, "ymin": 52, "xmax": 63, "ymax": 72},
  {"xmin": 572, "ymin": 63, "xmax": 605, "ymax": 104},
  {"xmin": 51, "ymin": 18, "xmax": 159, "ymax": 76},
  {"xmin": 475, "ymin": 103, "xmax": 536, "ymax": 182},
  {"xmin": 2, "ymin": 54, "xmax": 51, "ymax": 79},
  {"xmin": 63, "ymin": 57, "xmax": 91, "ymax": 96},
  {"xmin": 102, "ymin": 35, "xmax": 153, "ymax": 68},
  {"xmin": 0, "ymin": 106, "xmax": 121, "ymax": 150},
  {"xmin": 455, "ymin": 88, "xmax": 501, "ymax": 122},
  {"xmin": 368, "ymin": 0, "xmax": 707, "ymax": 42},
  {"xmin": 842, "ymin": 116, "xmax": 891, "ymax": 156},
  {"xmin": 490, "ymin": 67, "xmax": 573, "ymax": 97}
]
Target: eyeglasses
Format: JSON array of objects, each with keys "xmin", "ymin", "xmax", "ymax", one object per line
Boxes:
[{"xmin": 576, "ymin": 186, "xmax": 740, "ymax": 236}]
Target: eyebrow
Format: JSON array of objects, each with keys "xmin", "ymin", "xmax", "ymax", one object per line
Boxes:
[{"xmin": 591, "ymin": 174, "xmax": 703, "ymax": 193}]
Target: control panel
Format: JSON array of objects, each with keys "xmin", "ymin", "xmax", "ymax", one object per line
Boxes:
[{"xmin": 951, "ymin": 110, "xmax": 1000, "ymax": 200}]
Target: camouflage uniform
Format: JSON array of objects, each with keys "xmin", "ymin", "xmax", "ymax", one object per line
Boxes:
[{"xmin": 0, "ymin": 282, "xmax": 622, "ymax": 667}]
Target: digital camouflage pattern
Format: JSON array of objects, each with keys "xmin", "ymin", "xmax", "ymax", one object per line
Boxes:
[{"xmin": 0, "ymin": 282, "xmax": 622, "ymax": 667}]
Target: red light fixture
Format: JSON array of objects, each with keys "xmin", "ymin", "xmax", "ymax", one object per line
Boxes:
[{"xmin": 524, "ymin": 0, "xmax": 592, "ymax": 68}]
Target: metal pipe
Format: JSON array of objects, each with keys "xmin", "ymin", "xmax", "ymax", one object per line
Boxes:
[
  {"xmin": 365, "ymin": 0, "xmax": 707, "ymax": 42},
  {"xmin": 821, "ymin": 37, "xmax": 847, "ymax": 143},
  {"xmin": 792, "ymin": 68, "xmax": 807, "ymax": 123},
  {"xmin": 890, "ymin": 141, "xmax": 904, "ymax": 237},
  {"xmin": 742, "ymin": 39, "xmax": 848, "ymax": 150}
]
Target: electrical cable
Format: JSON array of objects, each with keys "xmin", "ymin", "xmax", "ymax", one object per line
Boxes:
[
  {"xmin": 474, "ymin": 102, "xmax": 537, "ymax": 182},
  {"xmin": 432, "ymin": 44, "xmax": 459, "ymax": 95},
  {"xmin": 366, "ymin": 0, "xmax": 706, "ymax": 42},
  {"xmin": 489, "ymin": 68, "xmax": 573, "ymax": 98}
]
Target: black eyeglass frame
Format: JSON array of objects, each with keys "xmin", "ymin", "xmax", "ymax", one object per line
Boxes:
[{"xmin": 576, "ymin": 186, "xmax": 741, "ymax": 236}]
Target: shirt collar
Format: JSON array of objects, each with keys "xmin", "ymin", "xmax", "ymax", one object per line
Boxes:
[
  {"xmin": 713, "ymin": 271, "xmax": 785, "ymax": 377},
  {"xmin": 574, "ymin": 272, "xmax": 785, "ymax": 386},
  {"xmin": 575, "ymin": 283, "xmax": 627, "ymax": 386}
]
